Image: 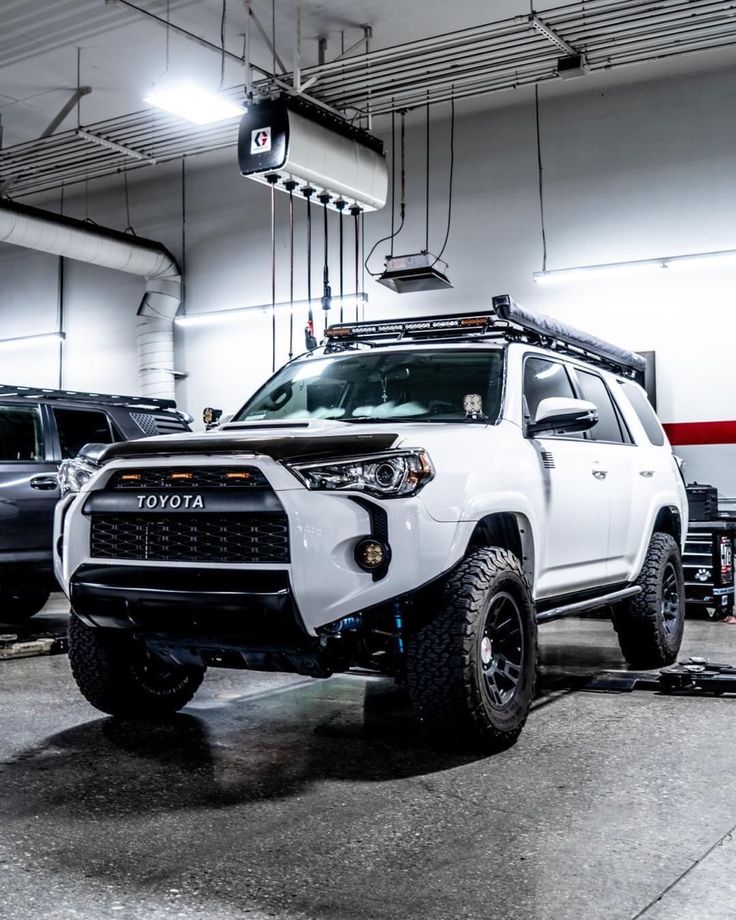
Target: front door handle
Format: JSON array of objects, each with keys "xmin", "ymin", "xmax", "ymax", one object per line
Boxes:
[
  {"xmin": 592, "ymin": 469, "xmax": 608, "ymax": 480},
  {"xmin": 639, "ymin": 470, "xmax": 655, "ymax": 478},
  {"xmin": 30, "ymin": 475, "xmax": 59, "ymax": 491}
]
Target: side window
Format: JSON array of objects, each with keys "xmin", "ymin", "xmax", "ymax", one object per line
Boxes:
[
  {"xmin": 523, "ymin": 356, "xmax": 583, "ymax": 438},
  {"xmin": 52, "ymin": 408, "xmax": 115, "ymax": 459},
  {"xmin": 619, "ymin": 381, "xmax": 666, "ymax": 446},
  {"xmin": 575, "ymin": 370, "xmax": 628, "ymax": 444},
  {"xmin": 0, "ymin": 404, "xmax": 44, "ymax": 461}
]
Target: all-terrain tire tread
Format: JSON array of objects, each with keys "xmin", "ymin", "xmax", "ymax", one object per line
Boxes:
[
  {"xmin": 406, "ymin": 547, "xmax": 537, "ymax": 752},
  {"xmin": 68, "ymin": 615, "xmax": 205, "ymax": 717},
  {"xmin": 612, "ymin": 532, "xmax": 684, "ymax": 668}
]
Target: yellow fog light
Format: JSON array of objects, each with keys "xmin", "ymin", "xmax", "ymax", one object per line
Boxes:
[{"xmin": 354, "ymin": 538, "xmax": 390, "ymax": 573}]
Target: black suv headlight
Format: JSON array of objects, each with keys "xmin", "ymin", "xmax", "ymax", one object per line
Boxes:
[
  {"xmin": 58, "ymin": 457, "xmax": 99, "ymax": 496},
  {"xmin": 287, "ymin": 450, "xmax": 434, "ymax": 498}
]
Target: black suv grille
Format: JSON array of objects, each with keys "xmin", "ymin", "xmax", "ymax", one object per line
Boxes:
[
  {"xmin": 108, "ymin": 467, "xmax": 270, "ymax": 490},
  {"xmin": 90, "ymin": 513, "xmax": 289, "ymax": 564}
]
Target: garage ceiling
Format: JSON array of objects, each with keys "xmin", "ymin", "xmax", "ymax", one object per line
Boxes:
[{"xmin": 2, "ymin": 0, "xmax": 736, "ymax": 199}]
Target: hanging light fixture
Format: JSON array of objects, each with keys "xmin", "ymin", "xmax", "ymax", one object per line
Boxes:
[
  {"xmin": 533, "ymin": 248, "xmax": 736, "ymax": 284},
  {"xmin": 143, "ymin": 1, "xmax": 245, "ymax": 125},
  {"xmin": 144, "ymin": 81, "xmax": 245, "ymax": 125}
]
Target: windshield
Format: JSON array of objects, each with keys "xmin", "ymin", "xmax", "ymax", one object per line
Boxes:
[{"xmin": 233, "ymin": 348, "xmax": 505, "ymax": 424}]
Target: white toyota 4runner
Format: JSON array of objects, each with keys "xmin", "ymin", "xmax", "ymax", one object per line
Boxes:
[{"xmin": 55, "ymin": 295, "xmax": 687, "ymax": 751}]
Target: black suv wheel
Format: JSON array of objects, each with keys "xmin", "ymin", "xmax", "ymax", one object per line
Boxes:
[
  {"xmin": 612, "ymin": 532, "xmax": 685, "ymax": 668},
  {"xmin": 68, "ymin": 614, "xmax": 206, "ymax": 717},
  {"xmin": 407, "ymin": 547, "xmax": 538, "ymax": 752}
]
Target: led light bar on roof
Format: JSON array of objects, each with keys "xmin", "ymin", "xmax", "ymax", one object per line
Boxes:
[
  {"xmin": 325, "ymin": 294, "xmax": 645, "ymax": 377},
  {"xmin": 326, "ymin": 313, "xmax": 491, "ymax": 340}
]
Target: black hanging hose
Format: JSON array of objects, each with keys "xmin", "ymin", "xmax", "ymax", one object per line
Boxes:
[
  {"xmin": 267, "ymin": 174, "xmax": 277, "ymax": 372},
  {"xmin": 123, "ymin": 172, "xmax": 136, "ymax": 235},
  {"xmin": 351, "ymin": 205, "xmax": 361, "ymax": 320},
  {"xmin": 390, "ymin": 107, "xmax": 396, "ymax": 257},
  {"xmin": 319, "ymin": 193, "xmax": 332, "ymax": 329},
  {"xmin": 336, "ymin": 199, "xmax": 346, "ymax": 322},
  {"xmin": 432, "ymin": 95, "xmax": 455, "ymax": 267},
  {"xmin": 365, "ymin": 110, "xmax": 406, "ymax": 276},
  {"xmin": 425, "ymin": 93, "xmax": 430, "ymax": 254},
  {"xmin": 285, "ymin": 180, "xmax": 297, "ymax": 359},
  {"xmin": 304, "ymin": 187, "xmax": 317, "ymax": 349},
  {"xmin": 535, "ymin": 83, "xmax": 548, "ymax": 273}
]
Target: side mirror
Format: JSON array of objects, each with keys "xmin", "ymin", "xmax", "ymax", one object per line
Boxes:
[
  {"xmin": 203, "ymin": 407, "xmax": 223, "ymax": 430},
  {"xmin": 527, "ymin": 397, "xmax": 598, "ymax": 437},
  {"xmin": 77, "ymin": 442, "xmax": 109, "ymax": 463}
]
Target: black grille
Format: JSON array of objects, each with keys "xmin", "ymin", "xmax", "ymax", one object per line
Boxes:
[
  {"xmin": 109, "ymin": 467, "xmax": 270, "ymax": 490},
  {"xmin": 90, "ymin": 513, "xmax": 289, "ymax": 563}
]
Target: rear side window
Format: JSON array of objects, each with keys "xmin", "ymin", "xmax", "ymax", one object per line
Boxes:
[
  {"xmin": 618, "ymin": 381, "xmax": 666, "ymax": 446},
  {"xmin": 52, "ymin": 408, "xmax": 115, "ymax": 459},
  {"xmin": 0, "ymin": 404, "xmax": 44, "ymax": 461},
  {"xmin": 575, "ymin": 370, "xmax": 629, "ymax": 444}
]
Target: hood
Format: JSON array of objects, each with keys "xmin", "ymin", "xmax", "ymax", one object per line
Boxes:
[
  {"xmin": 99, "ymin": 417, "xmax": 498, "ymax": 466},
  {"xmin": 100, "ymin": 419, "xmax": 400, "ymax": 464}
]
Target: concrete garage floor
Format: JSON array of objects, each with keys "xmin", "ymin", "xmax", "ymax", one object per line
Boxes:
[{"xmin": 2, "ymin": 597, "xmax": 736, "ymax": 920}]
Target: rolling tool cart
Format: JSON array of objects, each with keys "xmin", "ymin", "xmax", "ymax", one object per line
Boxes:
[
  {"xmin": 683, "ymin": 524, "xmax": 735, "ymax": 619},
  {"xmin": 683, "ymin": 482, "xmax": 735, "ymax": 619}
]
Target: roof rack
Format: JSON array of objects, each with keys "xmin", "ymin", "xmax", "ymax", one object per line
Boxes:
[
  {"xmin": 0, "ymin": 384, "xmax": 178, "ymax": 411},
  {"xmin": 324, "ymin": 294, "xmax": 646, "ymax": 377}
]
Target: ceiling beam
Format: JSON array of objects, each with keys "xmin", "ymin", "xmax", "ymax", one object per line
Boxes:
[
  {"xmin": 40, "ymin": 86, "xmax": 92, "ymax": 138},
  {"xmin": 529, "ymin": 14, "xmax": 578, "ymax": 56}
]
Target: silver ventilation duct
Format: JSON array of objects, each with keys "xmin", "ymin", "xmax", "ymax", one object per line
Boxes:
[{"xmin": 0, "ymin": 200, "xmax": 180, "ymax": 399}]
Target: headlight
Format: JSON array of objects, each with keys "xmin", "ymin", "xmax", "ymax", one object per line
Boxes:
[
  {"xmin": 287, "ymin": 450, "xmax": 434, "ymax": 498},
  {"xmin": 58, "ymin": 457, "xmax": 99, "ymax": 496}
]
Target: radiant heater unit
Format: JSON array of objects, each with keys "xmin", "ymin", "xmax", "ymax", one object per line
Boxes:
[
  {"xmin": 376, "ymin": 252, "xmax": 453, "ymax": 293},
  {"xmin": 238, "ymin": 96, "xmax": 388, "ymax": 212}
]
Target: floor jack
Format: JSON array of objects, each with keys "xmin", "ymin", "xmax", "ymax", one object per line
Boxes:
[
  {"xmin": 585, "ymin": 658, "xmax": 736, "ymax": 696},
  {"xmin": 0, "ymin": 632, "xmax": 68, "ymax": 661}
]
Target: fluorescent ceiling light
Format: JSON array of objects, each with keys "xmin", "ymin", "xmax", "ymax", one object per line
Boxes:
[
  {"xmin": 175, "ymin": 295, "xmax": 369, "ymax": 327},
  {"xmin": 143, "ymin": 82, "xmax": 246, "ymax": 126},
  {"xmin": 534, "ymin": 247, "xmax": 736, "ymax": 284},
  {"xmin": 0, "ymin": 332, "xmax": 65, "ymax": 350}
]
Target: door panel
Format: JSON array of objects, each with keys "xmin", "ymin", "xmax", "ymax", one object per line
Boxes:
[
  {"xmin": 523, "ymin": 356, "xmax": 611, "ymax": 598},
  {"xmin": 531, "ymin": 438, "xmax": 611, "ymax": 598},
  {"xmin": 0, "ymin": 403, "xmax": 59, "ymax": 559},
  {"xmin": 571, "ymin": 368, "xmax": 635, "ymax": 583}
]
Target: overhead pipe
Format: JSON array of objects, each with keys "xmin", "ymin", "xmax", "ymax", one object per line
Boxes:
[{"xmin": 0, "ymin": 199, "xmax": 180, "ymax": 400}]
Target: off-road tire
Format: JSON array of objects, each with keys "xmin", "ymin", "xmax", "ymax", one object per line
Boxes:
[
  {"xmin": 68, "ymin": 614, "xmax": 206, "ymax": 717},
  {"xmin": 0, "ymin": 588, "xmax": 50, "ymax": 623},
  {"xmin": 407, "ymin": 547, "xmax": 538, "ymax": 752},
  {"xmin": 612, "ymin": 532, "xmax": 685, "ymax": 668}
]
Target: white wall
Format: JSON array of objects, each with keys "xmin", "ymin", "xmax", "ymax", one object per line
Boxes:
[{"xmin": 2, "ymin": 64, "xmax": 736, "ymax": 493}]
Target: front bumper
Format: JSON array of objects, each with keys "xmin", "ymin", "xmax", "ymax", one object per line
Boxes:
[{"xmin": 56, "ymin": 455, "xmax": 473, "ymax": 636}]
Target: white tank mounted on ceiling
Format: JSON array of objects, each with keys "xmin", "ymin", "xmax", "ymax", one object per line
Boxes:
[{"xmin": 238, "ymin": 95, "xmax": 388, "ymax": 212}]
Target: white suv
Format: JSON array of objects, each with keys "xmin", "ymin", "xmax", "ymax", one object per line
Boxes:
[{"xmin": 54, "ymin": 295, "xmax": 687, "ymax": 751}]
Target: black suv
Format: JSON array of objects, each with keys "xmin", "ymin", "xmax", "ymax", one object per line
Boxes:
[{"xmin": 0, "ymin": 385, "xmax": 190, "ymax": 623}]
